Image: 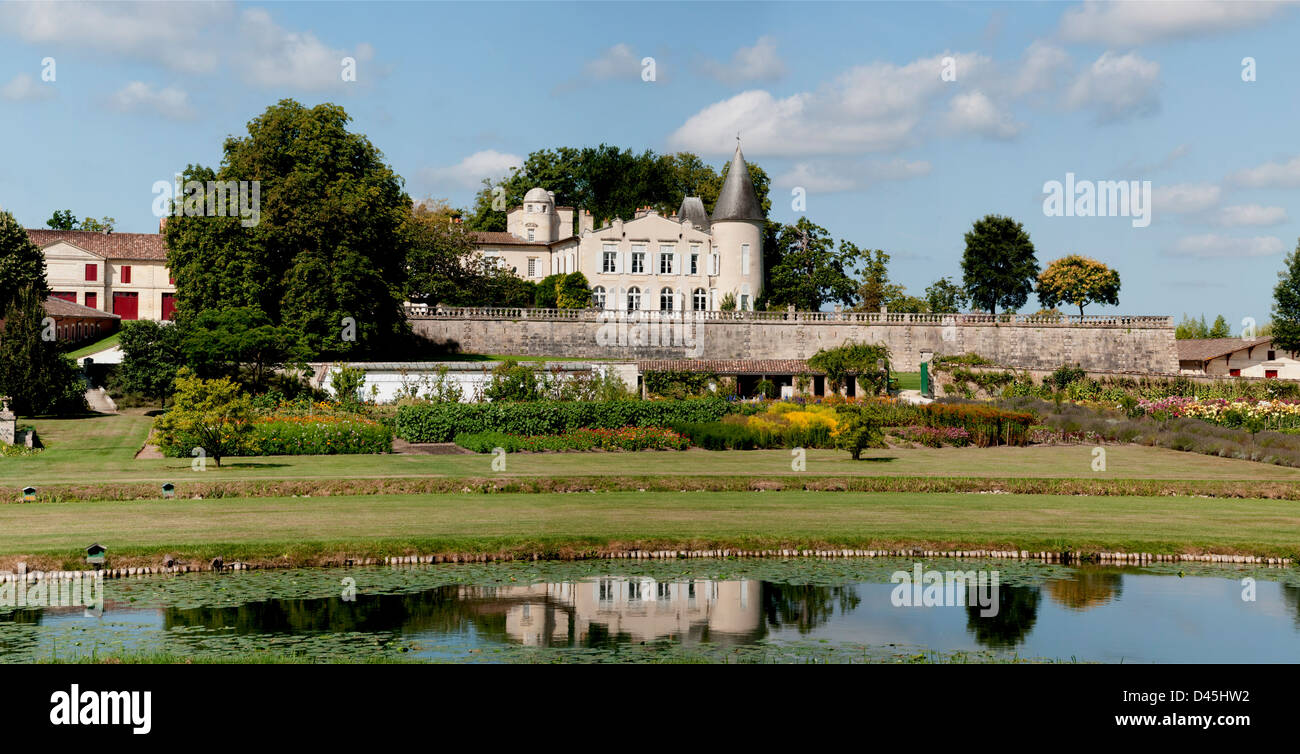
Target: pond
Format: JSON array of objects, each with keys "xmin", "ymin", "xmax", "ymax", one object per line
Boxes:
[{"xmin": 3, "ymin": 559, "xmax": 1299, "ymax": 663}]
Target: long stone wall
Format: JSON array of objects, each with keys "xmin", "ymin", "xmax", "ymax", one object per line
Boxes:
[{"xmin": 408, "ymin": 307, "xmax": 1180, "ymax": 373}]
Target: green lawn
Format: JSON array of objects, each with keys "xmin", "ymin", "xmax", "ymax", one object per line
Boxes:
[
  {"xmin": 66, "ymin": 332, "xmax": 121, "ymax": 360},
  {"xmin": 4, "ymin": 490, "xmax": 1298, "ymax": 564},
  {"xmin": 894, "ymin": 371, "xmax": 922, "ymax": 391},
  {"xmin": 8, "ymin": 412, "xmax": 1300, "ymax": 488}
]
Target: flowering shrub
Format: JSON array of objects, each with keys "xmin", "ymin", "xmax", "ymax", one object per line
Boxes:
[
  {"xmin": 1136, "ymin": 397, "xmax": 1300, "ymax": 431},
  {"xmin": 896, "ymin": 426, "xmax": 972, "ymax": 447},
  {"xmin": 454, "ymin": 427, "xmax": 688, "ymax": 453}
]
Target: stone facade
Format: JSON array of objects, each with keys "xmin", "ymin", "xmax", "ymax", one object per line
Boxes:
[{"xmin": 410, "ymin": 309, "xmax": 1180, "ymax": 374}]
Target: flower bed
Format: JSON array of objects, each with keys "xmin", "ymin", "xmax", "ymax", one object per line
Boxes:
[
  {"xmin": 157, "ymin": 413, "xmax": 392, "ymax": 457},
  {"xmin": 895, "ymin": 426, "xmax": 972, "ymax": 447},
  {"xmin": 396, "ymin": 398, "xmax": 729, "ymax": 443},
  {"xmin": 454, "ymin": 427, "xmax": 689, "ymax": 453},
  {"xmin": 1136, "ymin": 396, "xmax": 1300, "ymax": 430}
]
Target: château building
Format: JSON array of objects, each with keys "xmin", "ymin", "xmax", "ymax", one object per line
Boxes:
[{"xmin": 471, "ymin": 144, "xmax": 765, "ymax": 312}]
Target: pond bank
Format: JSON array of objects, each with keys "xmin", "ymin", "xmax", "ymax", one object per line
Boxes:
[{"xmin": 4, "ymin": 544, "xmax": 1291, "ymax": 580}]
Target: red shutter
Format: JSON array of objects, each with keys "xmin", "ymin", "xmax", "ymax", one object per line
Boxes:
[
  {"xmin": 1229, "ymin": 368, "xmax": 1241, "ymax": 377},
  {"xmin": 1266, "ymin": 370, "xmax": 1278, "ymax": 379},
  {"xmin": 85, "ymin": 292, "xmax": 98, "ymax": 310},
  {"xmin": 121, "ymin": 265, "xmax": 132, "ymax": 284},
  {"xmin": 161, "ymin": 293, "xmax": 177, "ymax": 320},
  {"xmin": 51, "ymin": 291, "xmax": 76, "ymax": 302},
  {"xmin": 85, "ymin": 264, "xmax": 97, "ymax": 281}
]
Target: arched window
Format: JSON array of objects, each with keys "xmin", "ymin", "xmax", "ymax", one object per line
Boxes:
[
  {"xmin": 660, "ymin": 287, "xmax": 675, "ymax": 311},
  {"xmin": 627, "ymin": 286, "xmax": 641, "ymax": 311},
  {"xmin": 592, "ymin": 286, "xmax": 606, "ymax": 309},
  {"xmin": 693, "ymin": 288, "xmax": 707, "ymax": 311}
]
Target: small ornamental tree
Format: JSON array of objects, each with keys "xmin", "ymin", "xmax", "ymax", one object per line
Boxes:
[
  {"xmin": 833, "ymin": 404, "xmax": 883, "ymax": 461},
  {"xmin": 1035, "ymin": 255, "xmax": 1121, "ymax": 317},
  {"xmin": 153, "ymin": 368, "xmax": 254, "ymax": 467},
  {"xmin": 961, "ymin": 215, "xmax": 1039, "ymax": 315}
]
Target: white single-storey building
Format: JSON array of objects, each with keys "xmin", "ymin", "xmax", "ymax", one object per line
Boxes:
[{"xmin": 1176, "ymin": 337, "xmax": 1300, "ymax": 379}]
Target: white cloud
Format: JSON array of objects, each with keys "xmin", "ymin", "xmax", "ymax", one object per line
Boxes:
[
  {"xmin": 424, "ymin": 150, "xmax": 523, "ymax": 189},
  {"xmin": 1, "ymin": 73, "xmax": 55, "ymax": 102},
  {"xmin": 105, "ymin": 82, "xmax": 196, "ymax": 120},
  {"xmin": 1065, "ymin": 51, "xmax": 1161, "ymax": 122},
  {"xmin": 1230, "ymin": 156, "xmax": 1300, "ymax": 188},
  {"xmin": 237, "ymin": 9, "xmax": 373, "ymax": 91},
  {"xmin": 1166, "ymin": 233, "xmax": 1284, "ymax": 258},
  {"xmin": 775, "ymin": 158, "xmax": 931, "ymax": 193},
  {"xmin": 1119, "ymin": 143, "xmax": 1191, "ymax": 175},
  {"xmin": 1010, "ymin": 41, "xmax": 1070, "ymax": 96},
  {"xmin": 1153, "ymin": 183, "xmax": 1221, "ymax": 213},
  {"xmin": 0, "ymin": 3, "xmax": 376, "ymax": 92},
  {"xmin": 583, "ymin": 43, "xmax": 643, "ymax": 81},
  {"xmin": 1212, "ymin": 205, "xmax": 1289, "ymax": 227},
  {"xmin": 944, "ymin": 90, "xmax": 1023, "ymax": 139},
  {"xmin": 700, "ymin": 36, "xmax": 786, "ymax": 83},
  {"xmin": 0, "ymin": 1, "xmax": 229, "ymax": 73},
  {"xmin": 1060, "ymin": 0, "xmax": 1292, "ymax": 46},
  {"xmin": 669, "ymin": 52, "xmax": 992, "ymax": 155}
]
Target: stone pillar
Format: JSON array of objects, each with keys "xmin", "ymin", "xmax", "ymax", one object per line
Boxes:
[{"xmin": 0, "ymin": 397, "xmax": 14, "ymax": 446}]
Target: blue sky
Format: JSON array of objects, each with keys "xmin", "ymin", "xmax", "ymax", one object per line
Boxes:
[{"xmin": 3, "ymin": 1, "xmax": 1300, "ymax": 325}]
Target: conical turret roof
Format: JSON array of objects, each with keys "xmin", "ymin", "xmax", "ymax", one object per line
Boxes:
[{"xmin": 711, "ymin": 143, "xmax": 764, "ymax": 222}]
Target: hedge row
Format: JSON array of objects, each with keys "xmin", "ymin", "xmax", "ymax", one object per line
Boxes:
[{"xmin": 395, "ymin": 398, "xmax": 731, "ymax": 443}]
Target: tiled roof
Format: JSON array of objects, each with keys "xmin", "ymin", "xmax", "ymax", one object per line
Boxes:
[
  {"xmin": 1175, "ymin": 337, "xmax": 1273, "ymax": 363},
  {"xmin": 43, "ymin": 296, "xmax": 121, "ymax": 320},
  {"xmin": 470, "ymin": 231, "xmax": 548, "ymax": 246},
  {"xmin": 637, "ymin": 358, "xmax": 822, "ymax": 375},
  {"xmin": 27, "ymin": 229, "xmax": 168, "ymax": 260}
]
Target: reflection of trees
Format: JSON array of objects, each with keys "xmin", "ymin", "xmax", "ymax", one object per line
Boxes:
[
  {"xmin": 965, "ymin": 586, "xmax": 1040, "ymax": 648},
  {"xmin": 1283, "ymin": 585, "xmax": 1300, "ymax": 628},
  {"xmin": 762, "ymin": 584, "xmax": 861, "ymax": 634},
  {"xmin": 164, "ymin": 587, "xmax": 508, "ymax": 643},
  {"xmin": 1046, "ymin": 571, "xmax": 1123, "ymax": 611}
]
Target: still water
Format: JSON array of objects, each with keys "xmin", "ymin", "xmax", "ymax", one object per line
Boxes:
[{"xmin": 3, "ymin": 559, "xmax": 1299, "ymax": 663}]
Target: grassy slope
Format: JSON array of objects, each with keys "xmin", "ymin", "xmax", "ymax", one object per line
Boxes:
[
  {"xmin": 9, "ymin": 413, "xmax": 1300, "ymax": 487},
  {"xmin": 4, "ymin": 490, "xmax": 1299, "ymax": 566},
  {"xmin": 65, "ymin": 332, "xmax": 121, "ymax": 360}
]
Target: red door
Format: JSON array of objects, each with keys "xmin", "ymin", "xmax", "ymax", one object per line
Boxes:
[
  {"xmin": 113, "ymin": 292, "xmax": 139, "ymax": 320},
  {"xmin": 51, "ymin": 291, "xmax": 76, "ymax": 302},
  {"xmin": 161, "ymin": 293, "xmax": 177, "ymax": 320}
]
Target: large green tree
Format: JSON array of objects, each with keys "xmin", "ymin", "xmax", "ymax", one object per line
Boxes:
[
  {"xmin": 925, "ymin": 277, "xmax": 968, "ymax": 314},
  {"xmin": 45, "ymin": 210, "xmax": 77, "ymax": 231},
  {"xmin": 165, "ymin": 99, "xmax": 411, "ymax": 357},
  {"xmin": 1035, "ymin": 254, "xmax": 1121, "ymax": 317},
  {"xmin": 853, "ymin": 248, "xmax": 905, "ymax": 312},
  {"xmin": 181, "ymin": 306, "xmax": 309, "ymax": 390},
  {"xmin": 763, "ymin": 218, "xmax": 859, "ymax": 311},
  {"xmin": 463, "ymin": 145, "xmax": 770, "ymax": 232},
  {"xmin": 961, "ymin": 215, "xmax": 1040, "ymax": 315},
  {"xmin": 117, "ymin": 319, "xmax": 186, "ymax": 400},
  {"xmin": 0, "ymin": 287, "xmax": 86, "ymax": 415},
  {"xmin": 1272, "ymin": 243, "xmax": 1300, "ymax": 353},
  {"xmin": 0, "ymin": 210, "xmax": 48, "ymax": 310}
]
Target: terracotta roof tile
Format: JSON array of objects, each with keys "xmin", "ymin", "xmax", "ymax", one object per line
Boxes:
[
  {"xmin": 1175, "ymin": 337, "xmax": 1273, "ymax": 363},
  {"xmin": 42, "ymin": 296, "xmax": 121, "ymax": 320},
  {"xmin": 27, "ymin": 229, "xmax": 168, "ymax": 261}
]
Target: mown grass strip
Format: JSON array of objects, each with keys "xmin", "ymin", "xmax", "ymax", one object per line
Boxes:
[{"xmin": 13, "ymin": 474, "xmax": 1300, "ymax": 503}]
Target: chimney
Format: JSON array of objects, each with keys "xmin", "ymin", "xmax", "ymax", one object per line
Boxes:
[
  {"xmin": 159, "ymin": 217, "xmax": 168, "ymax": 233},
  {"xmin": 579, "ymin": 209, "xmax": 594, "ymax": 235}
]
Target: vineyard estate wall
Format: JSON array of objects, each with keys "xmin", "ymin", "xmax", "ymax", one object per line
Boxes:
[{"xmin": 409, "ymin": 309, "xmax": 1180, "ymax": 374}]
